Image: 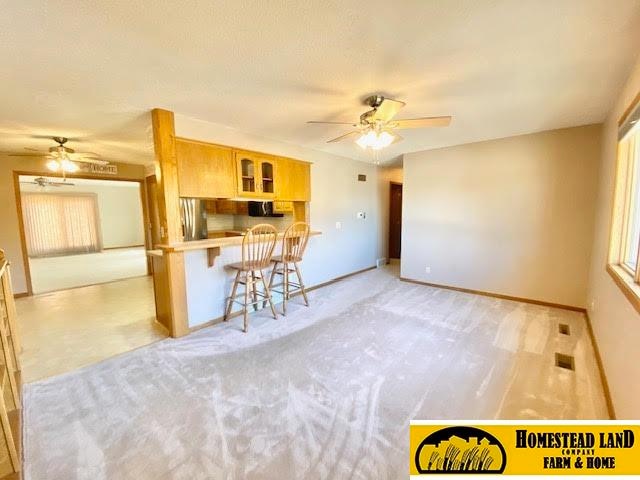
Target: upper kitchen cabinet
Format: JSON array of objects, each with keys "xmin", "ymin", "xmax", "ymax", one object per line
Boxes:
[
  {"xmin": 235, "ymin": 151, "xmax": 276, "ymax": 199},
  {"xmin": 275, "ymin": 157, "xmax": 311, "ymax": 201},
  {"xmin": 175, "ymin": 139, "xmax": 236, "ymax": 198}
]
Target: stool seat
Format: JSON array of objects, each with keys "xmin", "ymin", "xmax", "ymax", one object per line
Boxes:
[
  {"xmin": 271, "ymin": 254, "xmax": 302, "ymax": 263},
  {"xmin": 267, "ymin": 222, "xmax": 310, "ymax": 315},
  {"xmin": 223, "ymin": 224, "xmax": 278, "ymax": 332},
  {"xmin": 227, "ymin": 260, "xmax": 268, "ymax": 271}
]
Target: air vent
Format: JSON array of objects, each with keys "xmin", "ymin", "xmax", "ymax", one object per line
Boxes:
[
  {"xmin": 358, "ymin": 174, "xmax": 367, "ymax": 182},
  {"xmin": 558, "ymin": 323, "xmax": 570, "ymax": 335},
  {"xmin": 555, "ymin": 353, "xmax": 575, "ymax": 371}
]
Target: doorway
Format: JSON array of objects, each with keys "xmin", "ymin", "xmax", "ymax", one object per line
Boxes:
[
  {"xmin": 13, "ymin": 173, "xmax": 166, "ymax": 382},
  {"xmin": 389, "ymin": 182, "xmax": 402, "ymax": 260},
  {"xmin": 17, "ymin": 175, "xmax": 149, "ymax": 294}
]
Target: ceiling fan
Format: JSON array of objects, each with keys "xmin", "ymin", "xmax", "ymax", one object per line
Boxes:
[
  {"xmin": 307, "ymin": 95, "xmax": 451, "ymax": 150},
  {"xmin": 19, "ymin": 176, "xmax": 75, "ymax": 188},
  {"xmin": 3, "ymin": 136, "xmax": 109, "ymax": 174}
]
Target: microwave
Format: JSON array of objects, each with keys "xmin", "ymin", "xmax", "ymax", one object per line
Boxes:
[{"xmin": 248, "ymin": 201, "xmax": 284, "ymax": 218}]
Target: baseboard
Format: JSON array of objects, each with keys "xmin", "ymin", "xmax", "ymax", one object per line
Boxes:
[
  {"xmin": 399, "ymin": 277, "xmax": 586, "ymax": 312},
  {"xmin": 189, "ymin": 266, "xmax": 377, "ymax": 333},
  {"xmin": 13, "ymin": 292, "xmax": 29, "ymax": 299},
  {"xmin": 103, "ymin": 244, "xmax": 145, "ymax": 250},
  {"xmin": 584, "ymin": 311, "xmax": 616, "ymax": 420}
]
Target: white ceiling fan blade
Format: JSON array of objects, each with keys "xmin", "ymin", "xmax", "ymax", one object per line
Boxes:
[
  {"xmin": 307, "ymin": 121, "xmax": 359, "ymax": 126},
  {"xmin": 391, "ymin": 116, "xmax": 452, "ymax": 129},
  {"xmin": 327, "ymin": 131, "xmax": 360, "ymax": 143},
  {"xmin": 6, "ymin": 152, "xmax": 49, "ymax": 157},
  {"xmin": 391, "ymin": 132, "xmax": 403, "ymax": 144},
  {"xmin": 371, "ymin": 98, "xmax": 406, "ymax": 122}
]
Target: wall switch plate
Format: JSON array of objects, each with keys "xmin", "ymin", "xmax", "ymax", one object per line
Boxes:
[
  {"xmin": 425, "ymin": 266, "xmax": 431, "ymax": 274},
  {"xmin": 357, "ymin": 212, "xmax": 366, "ymax": 219},
  {"xmin": 335, "ymin": 221, "xmax": 342, "ymax": 230}
]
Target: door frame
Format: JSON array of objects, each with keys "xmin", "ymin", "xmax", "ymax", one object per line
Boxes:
[
  {"xmin": 13, "ymin": 170, "xmax": 152, "ymax": 296},
  {"xmin": 388, "ymin": 181, "xmax": 403, "ymax": 261}
]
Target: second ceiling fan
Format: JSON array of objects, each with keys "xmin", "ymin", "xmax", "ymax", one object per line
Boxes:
[{"xmin": 307, "ymin": 95, "xmax": 451, "ymax": 150}]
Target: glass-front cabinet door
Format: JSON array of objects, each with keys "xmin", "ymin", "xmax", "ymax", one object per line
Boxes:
[
  {"xmin": 235, "ymin": 151, "xmax": 276, "ymax": 198},
  {"xmin": 235, "ymin": 151, "xmax": 258, "ymax": 196},
  {"xmin": 260, "ymin": 159, "xmax": 275, "ymax": 197}
]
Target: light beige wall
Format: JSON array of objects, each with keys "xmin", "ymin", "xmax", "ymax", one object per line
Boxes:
[
  {"xmin": 587, "ymin": 54, "xmax": 640, "ymax": 418},
  {"xmin": 402, "ymin": 125, "xmax": 601, "ymax": 308},
  {"xmin": 20, "ymin": 180, "xmax": 145, "ymax": 249},
  {"xmin": 377, "ymin": 166, "xmax": 403, "ymax": 261},
  {"xmin": 0, "ymin": 155, "xmax": 146, "ymax": 294}
]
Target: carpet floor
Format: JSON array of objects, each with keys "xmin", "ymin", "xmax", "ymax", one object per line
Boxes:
[{"xmin": 23, "ymin": 266, "xmax": 607, "ymax": 479}]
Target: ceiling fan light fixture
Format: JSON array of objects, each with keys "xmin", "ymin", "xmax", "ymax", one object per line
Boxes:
[
  {"xmin": 60, "ymin": 159, "xmax": 79, "ymax": 173},
  {"xmin": 356, "ymin": 129, "xmax": 395, "ymax": 150},
  {"xmin": 46, "ymin": 159, "xmax": 60, "ymax": 172}
]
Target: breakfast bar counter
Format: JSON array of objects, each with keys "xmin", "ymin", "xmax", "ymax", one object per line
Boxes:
[{"xmin": 155, "ymin": 230, "xmax": 322, "ymax": 252}]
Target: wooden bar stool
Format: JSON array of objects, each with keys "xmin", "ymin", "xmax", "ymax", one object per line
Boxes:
[
  {"xmin": 268, "ymin": 222, "xmax": 311, "ymax": 315},
  {"xmin": 224, "ymin": 224, "xmax": 278, "ymax": 332}
]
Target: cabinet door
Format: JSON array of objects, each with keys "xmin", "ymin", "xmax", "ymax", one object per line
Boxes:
[
  {"xmin": 235, "ymin": 151, "xmax": 261, "ymax": 197},
  {"xmin": 176, "ymin": 140, "xmax": 235, "ymax": 198},
  {"xmin": 275, "ymin": 157, "xmax": 311, "ymax": 201},
  {"xmin": 258, "ymin": 158, "xmax": 276, "ymax": 199}
]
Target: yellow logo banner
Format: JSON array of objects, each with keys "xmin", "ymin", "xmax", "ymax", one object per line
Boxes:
[{"xmin": 410, "ymin": 421, "xmax": 640, "ymax": 475}]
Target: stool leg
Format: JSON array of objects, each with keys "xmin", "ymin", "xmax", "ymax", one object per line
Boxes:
[
  {"xmin": 224, "ymin": 270, "xmax": 241, "ymax": 321},
  {"xmin": 251, "ymin": 270, "xmax": 258, "ymax": 312},
  {"xmin": 260, "ymin": 269, "xmax": 277, "ymax": 319},
  {"xmin": 294, "ymin": 262, "xmax": 309, "ymax": 306},
  {"xmin": 283, "ymin": 262, "xmax": 289, "ymax": 316},
  {"xmin": 243, "ymin": 271, "xmax": 250, "ymax": 333}
]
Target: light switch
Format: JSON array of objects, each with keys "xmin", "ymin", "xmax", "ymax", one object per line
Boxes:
[
  {"xmin": 357, "ymin": 212, "xmax": 366, "ymax": 219},
  {"xmin": 335, "ymin": 221, "xmax": 342, "ymax": 230}
]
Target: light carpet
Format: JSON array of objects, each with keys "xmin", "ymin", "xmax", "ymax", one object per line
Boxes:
[{"xmin": 24, "ymin": 266, "xmax": 607, "ymax": 479}]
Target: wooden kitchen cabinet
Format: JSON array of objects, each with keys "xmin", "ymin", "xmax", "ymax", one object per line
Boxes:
[
  {"xmin": 275, "ymin": 157, "xmax": 311, "ymax": 201},
  {"xmin": 176, "ymin": 139, "xmax": 236, "ymax": 198},
  {"xmin": 235, "ymin": 151, "xmax": 276, "ymax": 199}
]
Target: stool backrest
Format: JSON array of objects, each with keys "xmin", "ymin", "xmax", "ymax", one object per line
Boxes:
[
  {"xmin": 242, "ymin": 223, "xmax": 277, "ymax": 269},
  {"xmin": 282, "ymin": 222, "xmax": 310, "ymax": 262}
]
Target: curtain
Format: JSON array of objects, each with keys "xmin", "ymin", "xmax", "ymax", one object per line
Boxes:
[{"xmin": 22, "ymin": 193, "xmax": 102, "ymax": 257}]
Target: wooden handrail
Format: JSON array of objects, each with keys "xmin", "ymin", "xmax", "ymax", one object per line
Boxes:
[{"xmin": 0, "ymin": 248, "xmax": 21, "ymax": 476}]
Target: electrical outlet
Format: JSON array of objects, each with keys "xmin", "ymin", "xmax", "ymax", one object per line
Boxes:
[
  {"xmin": 590, "ymin": 300, "xmax": 596, "ymax": 311},
  {"xmin": 335, "ymin": 221, "xmax": 342, "ymax": 230},
  {"xmin": 425, "ymin": 266, "xmax": 431, "ymax": 274}
]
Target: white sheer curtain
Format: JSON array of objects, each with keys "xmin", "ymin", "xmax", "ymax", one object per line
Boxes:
[{"xmin": 22, "ymin": 193, "xmax": 102, "ymax": 257}]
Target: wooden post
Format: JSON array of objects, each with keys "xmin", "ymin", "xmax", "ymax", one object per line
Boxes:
[
  {"xmin": 151, "ymin": 109, "xmax": 189, "ymax": 337},
  {"xmin": 151, "ymin": 108, "xmax": 183, "ymax": 244}
]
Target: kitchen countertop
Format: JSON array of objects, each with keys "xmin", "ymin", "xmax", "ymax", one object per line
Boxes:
[{"xmin": 155, "ymin": 230, "xmax": 322, "ymax": 253}]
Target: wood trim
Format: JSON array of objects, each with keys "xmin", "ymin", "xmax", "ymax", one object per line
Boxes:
[
  {"xmin": 584, "ymin": 310, "xmax": 616, "ymax": 419},
  {"xmin": 139, "ymin": 178, "xmax": 153, "ymax": 275},
  {"xmin": 189, "ymin": 265, "xmax": 377, "ymax": 332},
  {"xmin": 12, "ymin": 173, "xmax": 32, "ymax": 296},
  {"xmin": 605, "ymin": 263, "xmax": 640, "ymax": 315},
  {"xmin": 399, "ymin": 277, "xmax": 586, "ymax": 312},
  {"xmin": 12, "ymin": 293, "xmax": 28, "ymax": 299},
  {"xmin": 618, "ymin": 88, "xmax": 640, "ymax": 127}
]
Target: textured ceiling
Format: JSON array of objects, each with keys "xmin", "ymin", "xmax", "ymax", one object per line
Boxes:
[{"xmin": 2, "ymin": 0, "xmax": 640, "ymax": 165}]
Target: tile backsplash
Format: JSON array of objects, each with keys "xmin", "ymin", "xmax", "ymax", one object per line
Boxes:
[{"xmin": 207, "ymin": 213, "xmax": 293, "ymax": 232}]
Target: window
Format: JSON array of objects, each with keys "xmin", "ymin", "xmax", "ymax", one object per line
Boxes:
[
  {"xmin": 22, "ymin": 193, "xmax": 102, "ymax": 257},
  {"xmin": 608, "ymin": 93, "xmax": 640, "ymax": 311}
]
